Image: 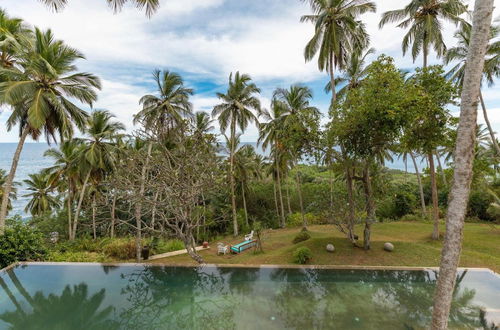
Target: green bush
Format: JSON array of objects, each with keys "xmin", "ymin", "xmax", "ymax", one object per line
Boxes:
[
  {"xmin": 287, "ymin": 213, "xmax": 322, "ymax": 228},
  {"xmin": 102, "ymin": 238, "xmax": 137, "ymax": 260},
  {"xmin": 394, "ymin": 190, "xmax": 417, "ymax": 218},
  {"xmin": 293, "ymin": 247, "xmax": 312, "ymax": 264},
  {"xmin": 468, "ymin": 191, "xmax": 493, "ymax": 221},
  {"xmin": 400, "ymin": 214, "xmax": 425, "ymax": 222},
  {"xmin": 0, "ymin": 218, "xmax": 47, "ymax": 268},
  {"xmin": 292, "ymin": 231, "xmax": 311, "ymax": 244},
  {"xmin": 149, "ymin": 238, "xmax": 184, "ymax": 254},
  {"xmin": 47, "ymin": 251, "xmax": 108, "ymax": 262}
]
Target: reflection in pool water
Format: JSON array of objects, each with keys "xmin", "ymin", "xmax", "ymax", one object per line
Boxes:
[{"xmin": 0, "ymin": 264, "xmax": 498, "ymax": 329}]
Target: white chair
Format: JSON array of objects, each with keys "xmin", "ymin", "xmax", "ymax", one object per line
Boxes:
[
  {"xmin": 217, "ymin": 243, "xmax": 229, "ymax": 255},
  {"xmin": 245, "ymin": 230, "xmax": 254, "ymax": 241}
]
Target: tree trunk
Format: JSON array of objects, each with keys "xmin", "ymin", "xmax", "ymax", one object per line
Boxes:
[
  {"xmin": 72, "ymin": 170, "xmax": 91, "ymax": 240},
  {"xmin": 429, "ymin": 152, "xmax": 440, "ymax": 240},
  {"xmin": 135, "ymin": 142, "xmax": 152, "ymax": 261},
  {"xmin": 92, "ymin": 194, "xmax": 96, "ymax": 240},
  {"xmin": 345, "ymin": 163, "xmax": 356, "ymax": 244},
  {"xmin": 411, "ymin": 152, "xmax": 427, "ymax": 216},
  {"xmin": 273, "ymin": 181, "xmax": 280, "ymax": 221},
  {"xmin": 330, "ymin": 169, "xmax": 334, "ymax": 210},
  {"xmin": 285, "ymin": 183, "xmax": 292, "ymax": 215},
  {"xmin": 151, "ymin": 190, "xmax": 159, "ymax": 231},
  {"xmin": 110, "ymin": 193, "xmax": 116, "ymax": 239},
  {"xmin": 0, "ymin": 127, "xmax": 29, "ymax": 234},
  {"xmin": 230, "ymin": 119, "xmax": 238, "ymax": 236},
  {"xmin": 431, "ymin": 1, "xmax": 493, "ymax": 328},
  {"xmin": 479, "ymin": 90, "xmax": 500, "ymax": 155},
  {"xmin": 362, "ymin": 162, "xmax": 375, "ymax": 250},
  {"xmin": 435, "ymin": 151, "xmax": 447, "ymax": 186},
  {"xmin": 67, "ymin": 188, "xmax": 72, "ymax": 240},
  {"xmin": 295, "ymin": 170, "xmax": 306, "ymax": 230},
  {"xmin": 182, "ymin": 233, "xmax": 204, "ymax": 264},
  {"xmin": 329, "ymin": 52, "xmax": 336, "ymax": 103},
  {"xmin": 276, "ymin": 161, "xmax": 286, "ymax": 228},
  {"xmin": 242, "ymin": 186, "xmax": 249, "ymax": 227}
]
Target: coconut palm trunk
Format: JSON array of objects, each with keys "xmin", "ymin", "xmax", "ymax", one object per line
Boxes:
[
  {"xmin": 410, "ymin": 152, "xmax": 427, "ymax": 216},
  {"xmin": 273, "ymin": 181, "xmax": 280, "ymax": 220},
  {"xmin": 67, "ymin": 191, "xmax": 72, "ymax": 239},
  {"xmin": 230, "ymin": 120, "xmax": 238, "ymax": 236},
  {"xmin": 0, "ymin": 127, "xmax": 29, "ymax": 234},
  {"xmin": 329, "ymin": 53, "xmax": 336, "ymax": 103},
  {"xmin": 242, "ymin": 185, "xmax": 249, "ymax": 227},
  {"xmin": 429, "ymin": 152, "xmax": 440, "ymax": 240},
  {"xmin": 72, "ymin": 170, "xmax": 91, "ymax": 240},
  {"xmin": 276, "ymin": 157, "xmax": 286, "ymax": 228},
  {"xmin": 479, "ymin": 90, "xmax": 500, "ymax": 155},
  {"xmin": 435, "ymin": 151, "xmax": 447, "ymax": 186},
  {"xmin": 286, "ymin": 184, "xmax": 292, "ymax": 215},
  {"xmin": 362, "ymin": 161, "xmax": 375, "ymax": 250},
  {"xmin": 295, "ymin": 170, "xmax": 306, "ymax": 230},
  {"xmin": 345, "ymin": 163, "xmax": 357, "ymax": 244},
  {"xmin": 431, "ymin": 1, "xmax": 494, "ymax": 328}
]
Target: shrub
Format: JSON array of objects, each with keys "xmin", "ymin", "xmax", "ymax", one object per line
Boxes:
[
  {"xmin": 293, "ymin": 247, "xmax": 312, "ymax": 264},
  {"xmin": 292, "ymin": 231, "xmax": 311, "ymax": 244},
  {"xmin": 287, "ymin": 213, "xmax": 322, "ymax": 228},
  {"xmin": 150, "ymin": 238, "xmax": 184, "ymax": 254},
  {"xmin": 468, "ymin": 191, "xmax": 493, "ymax": 221},
  {"xmin": 394, "ymin": 190, "xmax": 417, "ymax": 218},
  {"xmin": 0, "ymin": 218, "xmax": 47, "ymax": 268},
  {"xmin": 400, "ymin": 214, "xmax": 425, "ymax": 222},
  {"xmin": 102, "ymin": 238, "xmax": 137, "ymax": 260}
]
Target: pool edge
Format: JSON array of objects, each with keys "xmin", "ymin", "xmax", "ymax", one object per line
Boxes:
[{"xmin": 8, "ymin": 261, "xmax": 499, "ymax": 276}]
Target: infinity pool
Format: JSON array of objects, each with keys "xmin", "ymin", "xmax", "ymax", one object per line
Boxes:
[{"xmin": 0, "ymin": 263, "xmax": 498, "ymax": 329}]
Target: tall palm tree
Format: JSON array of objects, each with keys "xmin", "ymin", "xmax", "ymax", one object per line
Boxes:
[
  {"xmin": 0, "ymin": 169, "xmax": 17, "ymax": 214},
  {"xmin": 44, "ymin": 139, "xmax": 83, "ymax": 238},
  {"xmin": 212, "ymin": 71, "xmax": 261, "ymax": 236},
  {"xmin": 23, "ymin": 171, "xmax": 60, "ymax": 217},
  {"xmin": 444, "ymin": 21, "xmax": 500, "ymax": 154},
  {"xmin": 301, "ymin": 0, "xmax": 376, "ymax": 103},
  {"xmin": 379, "ymin": 0, "xmax": 467, "ymax": 68},
  {"xmin": 39, "ymin": 0, "xmax": 160, "ymax": 17},
  {"xmin": 431, "ymin": 0, "xmax": 494, "ymax": 327},
  {"xmin": 134, "ymin": 69, "xmax": 193, "ymax": 138},
  {"xmin": 272, "ymin": 85, "xmax": 320, "ymax": 230},
  {"xmin": 0, "ymin": 28, "xmax": 101, "ymax": 233},
  {"xmin": 191, "ymin": 111, "xmax": 215, "ymax": 137},
  {"xmin": 72, "ymin": 110, "xmax": 124, "ymax": 240}
]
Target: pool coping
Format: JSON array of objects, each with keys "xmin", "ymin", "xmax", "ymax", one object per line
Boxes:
[{"xmin": 1, "ymin": 261, "xmax": 498, "ymax": 278}]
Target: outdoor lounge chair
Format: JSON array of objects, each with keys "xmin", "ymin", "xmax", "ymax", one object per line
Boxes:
[
  {"xmin": 244, "ymin": 230, "xmax": 254, "ymax": 241},
  {"xmin": 217, "ymin": 243, "xmax": 229, "ymax": 255}
]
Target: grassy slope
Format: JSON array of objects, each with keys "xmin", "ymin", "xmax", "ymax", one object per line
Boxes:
[{"xmin": 148, "ymin": 222, "xmax": 500, "ymax": 273}]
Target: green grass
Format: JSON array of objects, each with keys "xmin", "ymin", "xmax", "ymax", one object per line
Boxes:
[{"xmin": 148, "ymin": 221, "xmax": 500, "ymax": 273}]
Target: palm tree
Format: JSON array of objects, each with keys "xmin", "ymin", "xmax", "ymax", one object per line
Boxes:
[
  {"xmin": 0, "ymin": 169, "xmax": 17, "ymax": 214},
  {"xmin": 135, "ymin": 69, "xmax": 194, "ymax": 138},
  {"xmin": 272, "ymin": 85, "xmax": 320, "ymax": 230},
  {"xmin": 0, "ymin": 9, "xmax": 30, "ymax": 68},
  {"xmin": 191, "ymin": 111, "xmax": 215, "ymax": 137},
  {"xmin": 324, "ymin": 47, "xmax": 375, "ymax": 100},
  {"xmin": 40, "ymin": 0, "xmax": 160, "ymax": 17},
  {"xmin": 72, "ymin": 110, "xmax": 124, "ymax": 240},
  {"xmin": 212, "ymin": 71, "xmax": 261, "ymax": 236},
  {"xmin": 431, "ymin": 0, "xmax": 495, "ymax": 327},
  {"xmin": 379, "ymin": 0, "xmax": 467, "ymax": 68},
  {"xmin": 234, "ymin": 143, "xmax": 262, "ymax": 227},
  {"xmin": 44, "ymin": 139, "xmax": 82, "ymax": 238},
  {"xmin": 0, "ymin": 28, "xmax": 101, "ymax": 234},
  {"xmin": 301, "ymin": 0, "xmax": 376, "ymax": 103},
  {"xmin": 444, "ymin": 21, "xmax": 500, "ymax": 154},
  {"xmin": 258, "ymin": 101, "xmax": 289, "ymax": 228},
  {"xmin": 23, "ymin": 171, "xmax": 60, "ymax": 217}
]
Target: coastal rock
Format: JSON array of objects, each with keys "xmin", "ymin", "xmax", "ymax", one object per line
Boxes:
[
  {"xmin": 326, "ymin": 244, "xmax": 335, "ymax": 252},
  {"xmin": 384, "ymin": 242, "xmax": 394, "ymax": 252}
]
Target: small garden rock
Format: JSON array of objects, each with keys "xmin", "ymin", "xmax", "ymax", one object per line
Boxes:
[
  {"xmin": 384, "ymin": 242, "xmax": 394, "ymax": 252},
  {"xmin": 326, "ymin": 244, "xmax": 335, "ymax": 252}
]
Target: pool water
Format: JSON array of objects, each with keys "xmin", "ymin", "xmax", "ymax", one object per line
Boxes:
[{"xmin": 0, "ymin": 264, "xmax": 498, "ymax": 329}]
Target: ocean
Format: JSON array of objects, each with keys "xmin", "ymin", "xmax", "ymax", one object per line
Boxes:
[{"xmin": 0, "ymin": 142, "xmax": 415, "ymax": 217}]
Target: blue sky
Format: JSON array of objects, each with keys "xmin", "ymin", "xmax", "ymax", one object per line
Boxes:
[{"xmin": 0, "ymin": 0, "xmax": 499, "ymax": 142}]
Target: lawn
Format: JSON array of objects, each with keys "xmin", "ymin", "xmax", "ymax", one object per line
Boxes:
[{"xmin": 148, "ymin": 221, "xmax": 500, "ymax": 273}]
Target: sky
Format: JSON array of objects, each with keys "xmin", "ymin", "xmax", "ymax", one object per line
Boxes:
[{"xmin": 0, "ymin": 0, "xmax": 499, "ymax": 143}]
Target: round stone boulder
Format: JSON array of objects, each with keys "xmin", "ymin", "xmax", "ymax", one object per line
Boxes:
[
  {"xmin": 383, "ymin": 242, "xmax": 394, "ymax": 252},
  {"xmin": 326, "ymin": 244, "xmax": 335, "ymax": 252}
]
